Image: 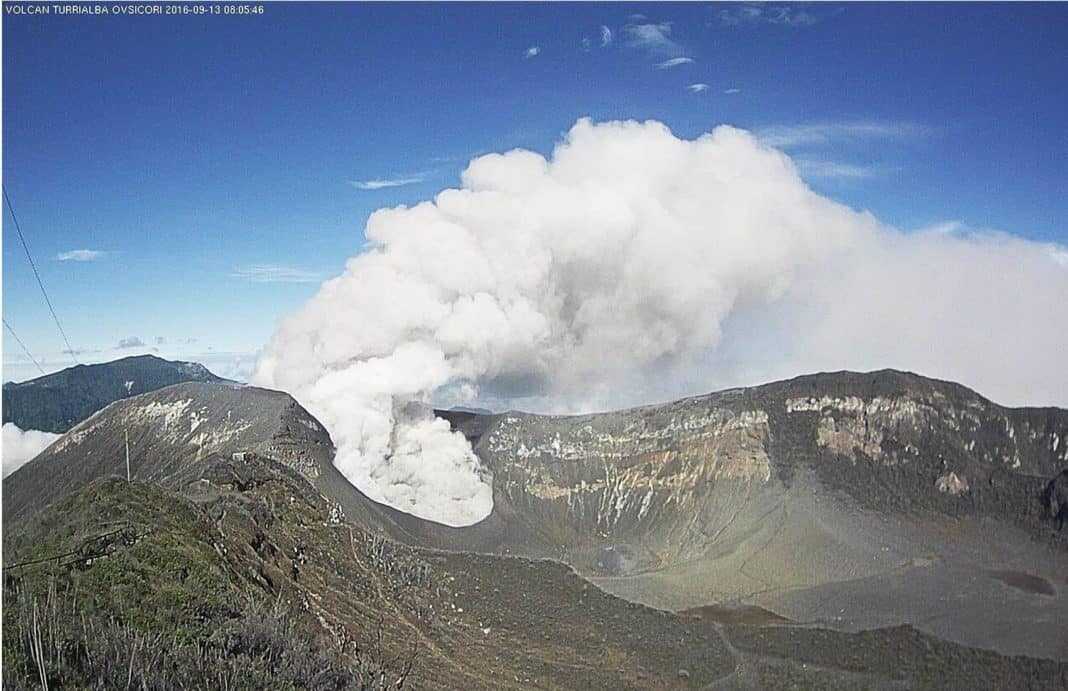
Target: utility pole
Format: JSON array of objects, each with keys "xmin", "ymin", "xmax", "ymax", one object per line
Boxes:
[{"xmin": 124, "ymin": 428, "xmax": 131, "ymax": 483}]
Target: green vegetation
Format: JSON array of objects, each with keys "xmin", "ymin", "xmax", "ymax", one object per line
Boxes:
[
  {"xmin": 2, "ymin": 478, "xmax": 415, "ymax": 690},
  {"xmin": 3, "ymin": 578, "xmax": 413, "ymax": 690}
]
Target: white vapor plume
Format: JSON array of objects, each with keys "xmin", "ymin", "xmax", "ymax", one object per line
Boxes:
[
  {"xmin": 255, "ymin": 118, "xmax": 1068, "ymax": 527},
  {"xmin": 3, "ymin": 423, "xmax": 60, "ymax": 477}
]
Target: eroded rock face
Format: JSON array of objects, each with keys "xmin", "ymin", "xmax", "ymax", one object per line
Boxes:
[
  {"xmin": 487, "ymin": 407, "xmax": 770, "ymax": 511},
  {"xmin": 452, "ymin": 370, "xmax": 1068, "ymax": 574},
  {"xmin": 785, "ymin": 391, "xmax": 1068, "ymax": 474},
  {"xmin": 769, "ymin": 374, "xmax": 1068, "ymax": 525},
  {"xmin": 786, "ymin": 395, "xmax": 932, "ymax": 463},
  {"xmin": 479, "ymin": 402, "xmax": 772, "ymax": 570}
]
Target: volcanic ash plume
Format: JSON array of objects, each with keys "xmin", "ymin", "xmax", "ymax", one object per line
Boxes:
[{"xmin": 253, "ymin": 118, "xmax": 1068, "ymax": 526}]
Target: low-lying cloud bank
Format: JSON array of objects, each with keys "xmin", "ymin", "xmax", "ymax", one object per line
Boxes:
[
  {"xmin": 253, "ymin": 118, "xmax": 1068, "ymax": 527},
  {"xmin": 3, "ymin": 423, "xmax": 60, "ymax": 477}
]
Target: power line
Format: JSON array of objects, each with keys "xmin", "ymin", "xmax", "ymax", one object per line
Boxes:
[
  {"xmin": 2, "ymin": 184, "xmax": 79, "ymax": 365},
  {"xmin": 3, "ymin": 318, "xmax": 46, "ymax": 375}
]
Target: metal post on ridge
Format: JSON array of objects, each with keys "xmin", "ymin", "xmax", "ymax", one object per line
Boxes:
[{"xmin": 125, "ymin": 428, "xmax": 131, "ymax": 483}]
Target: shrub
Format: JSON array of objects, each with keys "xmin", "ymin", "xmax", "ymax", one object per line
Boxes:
[{"xmin": 2, "ymin": 577, "xmax": 416, "ymax": 690}]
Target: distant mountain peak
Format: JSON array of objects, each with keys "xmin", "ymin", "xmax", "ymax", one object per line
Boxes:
[{"xmin": 2, "ymin": 355, "xmax": 234, "ymax": 434}]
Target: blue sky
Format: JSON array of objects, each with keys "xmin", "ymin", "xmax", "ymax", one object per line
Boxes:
[{"xmin": 3, "ymin": 2, "xmax": 1067, "ymax": 382}]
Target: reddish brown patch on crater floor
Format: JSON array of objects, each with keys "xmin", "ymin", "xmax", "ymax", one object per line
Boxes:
[
  {"xmin": 987, "ymin": 570, "xmax": 1056, "ymax": 596},
  {"xmin": 681, "ymin": 603, "xmax": 792, "ymax": 626}
]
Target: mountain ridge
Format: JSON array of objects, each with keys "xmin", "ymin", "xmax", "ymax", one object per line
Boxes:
[{"xmin": 2, "ymin": 354, "xmax": 234, "ymax": 434}]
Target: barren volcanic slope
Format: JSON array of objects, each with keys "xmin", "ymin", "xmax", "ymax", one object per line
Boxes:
[
  {"xmin": 1, "ymin": 381, "xmax": 332, "ymax": 525},
  {"xmin": 4, "ymin": 372, "xmax": 1068, "ymax": 687}
]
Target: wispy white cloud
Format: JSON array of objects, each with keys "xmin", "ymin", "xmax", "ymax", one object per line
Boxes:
[
  {"xmin": 600, "ymin": 25, "xmax": 613, "ymax": 47},
  {"xmin": 794, "ymin": 157, "xmax": 875, "ymax": 180},
  {"xmin": 908, "ymin": 220, "xmax": 1027, "ymax": 240},
  {"xmin": 524, "ymin": 46, "xmax": 541, "ymax": 59},
  {"xmin": 718, "ymin": 4, "xmax": 819, "ymax": 27},
  {"xmin": 431, "ymin": 150, "xmax": 487, "ymax": 165},
  {"xmin": 656, "ymin": 57, "xmax": 695, "ymax": 69},
  {"xmin": 624, "ymin": 21, "xmax": 685, "ymax": 57},
  {"xmin": 232, "ymin": 264, "xmax": 322, "ymax": 284},
  {"xmin": 581, "ymin": 37, "xmax": 592, "ymax": 52},
  {"xmin": 755, "ymin": 121, "xmax": 926, "ymax": 149},
  {"xmin": 350, "ymin": 173, "xmax": 427, "ymax": 190},
  {"xmin": 724, "ymin": 88, "xmax": 741, "ymax": 94},
  {"xmin": 913, "ymin": 220, "xmax": 968, "ymax": 236},
  {"xmin": 3, "ymin": 423, "xmax": 60, "ymax": 477},
  {"xmin": 687, "ymin": 83, "xmax": 710, "ymax": 93},
  {"xmin": 56, "ymin": 249, "xmax": 107, "ymax": 262},
  {"xmin": 117, "ymin": 336, "xmax": 146, "ymax": 349}
]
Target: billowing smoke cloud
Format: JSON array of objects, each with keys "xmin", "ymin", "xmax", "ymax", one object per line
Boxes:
[
  {"xmin": 254, "ymin": 118, "xmax": 1068, "ymax": 526},
  {"xmin": 2, "ymin": 423, "xmax": 60, "ymax": 477}
]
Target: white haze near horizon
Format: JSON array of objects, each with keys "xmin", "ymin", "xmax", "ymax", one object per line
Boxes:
[
  {"xmin": 2, "ymin": 423, "xmax": 60, "ymax": 477},
  {"xmin": 253, "ymin": 118, "xmax": 1068, "ymax": 527}
]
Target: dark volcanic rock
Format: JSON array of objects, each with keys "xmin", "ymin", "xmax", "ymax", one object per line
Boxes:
[
  {"xmin": 2, "ymin": 354, "xmax": 232, "ymax": 433},
  {"xmin": 1045, "ymin": 469, "xmax": 1068, "ymax": 529}
]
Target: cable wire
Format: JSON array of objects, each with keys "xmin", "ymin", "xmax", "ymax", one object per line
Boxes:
[
  {"xmin": 3, "ymin": 184, "xmax": 79, "ymax": 365},
  {"xmin": 3, "ymin": 318, "xmax": 47, "ymax": 376}
]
